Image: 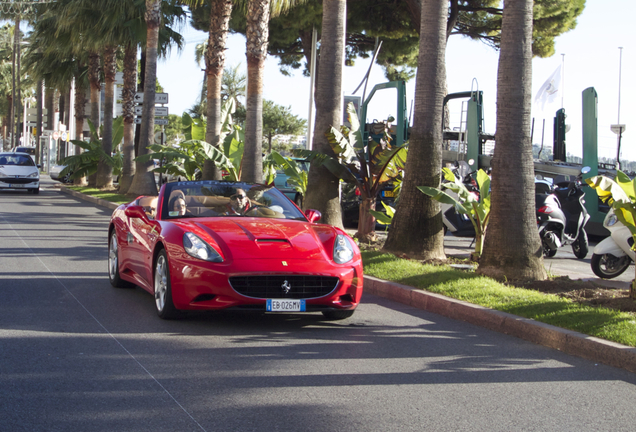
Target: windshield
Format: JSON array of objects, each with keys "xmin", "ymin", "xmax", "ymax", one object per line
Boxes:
[
  {"xmin": 161, "ymin": 181, "xmax": 306, "ymax": 221},
  {"xmin": 0, "ymin": 154, "xmax": 35, "ymax": 166}
]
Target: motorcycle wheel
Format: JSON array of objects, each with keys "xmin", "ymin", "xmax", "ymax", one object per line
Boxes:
[
  {"xmin": 590, "ymin": 253, "xmax": 631, "ymax": 279},
  {"xmin": 543, "ymin": 246, "xmax": 558, "ymax": 258},
  {"xmin": 572, "ymin": 228, "xmax": 589, "ymax": 259}
]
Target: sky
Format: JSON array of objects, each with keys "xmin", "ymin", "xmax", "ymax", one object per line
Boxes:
[{"xmin": 157, "ymin": 0, "xmax": 634, "ymax": 162}]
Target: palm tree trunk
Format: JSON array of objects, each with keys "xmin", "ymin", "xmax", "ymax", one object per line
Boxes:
[
  {"xmin": 383, "ymin": 0, "xmax": 447, "ymax": 260},
  {"xmin": 203, "ymin": 0, "xmax": 233, "ymax": 181},
  {"xmin": 303, "ymin": 0, "xmax": 346, "ymax": 226},
  {"xmin": 73, "ymin": 73, "xmax": 88, "ymax": 186},
  {"xmin": 128, "ymin": 0, "xmax": 160, "ymax": 197},
  {"xmin": 242, "ymin": 0, "xmax": 271, "ymax": 183},
  {"xmin": 96, "ymin": 45, "xmax": 116, "ymax": 189},
  {"xmin": 477, "ymin": 0, "xmax": 547, "ymax": 281},
  {"xmin": 119, "ymin": 44, "xmax": 137, "ymax": 194},
  {"xmin": 88, "ymin": 52, "xmax": 100, "ymax": 130}
]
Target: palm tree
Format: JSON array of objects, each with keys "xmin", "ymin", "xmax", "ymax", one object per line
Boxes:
[
  {"xmin": 477, "ymin": 0, "xmax": 547, "ymax": 281},
  {"xmin": 302, "ymin": 0, "xmax": 346, "ymax": 225},
  {"xmin": 184, "ymin": 0, "xmax": 235, "ymax": 180},
  {"xmin": 241, "ymin": 0, "xmax": 272, "ymax": 183},
  {"xmin": 128, "ymin": 0, "xmax": 162, "ymax": 196},
  {"xmin": 382, "ymin": 0, "xmax": 447, "ymax": 259}
]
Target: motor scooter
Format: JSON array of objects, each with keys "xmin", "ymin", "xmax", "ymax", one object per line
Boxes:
[
  {"xmin": 590, "ymin": 208, "xmax": 634, "ymax": 278},
  {"xmin": 536, "ymin": 166, "xmax": 591, "ymax": 259}
]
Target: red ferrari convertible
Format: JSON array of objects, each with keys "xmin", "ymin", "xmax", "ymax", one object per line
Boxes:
[{"xmin": 108, "ymin": 181, "xmax": 363, "ymax": 320}]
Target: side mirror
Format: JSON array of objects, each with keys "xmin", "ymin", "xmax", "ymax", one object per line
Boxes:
[
  {"xmin": 305, "ymin": 209, "xmax": 321, "ymax": 223},
  {"xmin": 125, "ymin": 205, "xmax": 148, "ymax": 220}
]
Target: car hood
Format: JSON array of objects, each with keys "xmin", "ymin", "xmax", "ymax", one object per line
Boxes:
[
  {"xmin": 0, "ymin": 166, "xmax": 39, "ymax": 178},
  {"xmin": 185, "ymin": 218, "xmax": 337, "ymax": 261}
]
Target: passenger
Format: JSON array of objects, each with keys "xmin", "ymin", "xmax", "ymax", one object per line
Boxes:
[
  {"xmin": 226, "ymin": 188, "xmax": 251, "ymax": 215},
  {"xmin": 168, "ymin": 191, "xmax": 189, "ymax": 217}
]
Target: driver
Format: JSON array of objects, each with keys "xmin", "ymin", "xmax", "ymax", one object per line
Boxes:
[{"xmin": 226, "ymin": 188, "xmax": 251, "ymax": 215}]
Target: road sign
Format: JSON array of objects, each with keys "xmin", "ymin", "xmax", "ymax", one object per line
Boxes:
[
  {"xmin": 154, "ymin": 132, "xmax": 166, "ymax": 145},
  {"xmin": 134, "ymin": 92, "xmax": 168, "ymax": 104},
  {"xmin": 52, "ymin": 131, "xmax": 59, "ymax": 140},
  {"xmin": 611, "ymin": 124, "xmax": 626, "ymax": 134},
  {"xmin": 26, "ymin": 121, "xmax": 48, "ymax": 128},
  {"xmin": 134, "ymin": 106, "xmax": 168, "ymax": 116},
  {"xmin": 134, "ymin": 118, "xmax": 169, "ymax": 125},
  {"xmin": 27, "ymin": 108, "xmax": 48, "ymax": 115}
]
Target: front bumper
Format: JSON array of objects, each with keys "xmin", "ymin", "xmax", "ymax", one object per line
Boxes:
[
  {"xmin": 0, "ymin": 179, "xmax": 39, "ymax": 190},
  {"xmin": 168, "ymin": 256, "xmax": 364, "ymax": 311}
]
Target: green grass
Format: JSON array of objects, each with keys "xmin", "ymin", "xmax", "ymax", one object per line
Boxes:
[
  {"xmin": 362, "ymin": 250, "xmax": 636, "ymax": 347},
  {"xmin": 65, "ymin": 186, "xmax": 131, "ymax": 205}
]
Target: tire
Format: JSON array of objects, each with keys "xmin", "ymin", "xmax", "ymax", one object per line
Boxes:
[
  {"xmin": 542, "ymin": 245, "xmax": 558, "ymax": 258},
  {"xmin": 572, "ymin": 228, "xmax": 589, "ymax": 259},
  {"xmin": 108, "ymin": 231, "xmax": 135, "ymax": 288},
  {"xmin": 590, "ymin": 253, "xmax": 631, "ymax": 279},
  {"xmin": 321, "ymin": 310, "xmax": 355, "ymax": 320},
  {"xmin": 154, "ymin": 250, "xmax": 180, "ymax": 319}
]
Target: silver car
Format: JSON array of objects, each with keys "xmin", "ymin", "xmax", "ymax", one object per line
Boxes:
[{"xmin": 0, "ymin": 152, "xmax": 40, "ymax": 194}]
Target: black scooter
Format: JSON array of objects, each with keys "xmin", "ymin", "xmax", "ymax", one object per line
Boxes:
[{"xmin": 535, "ymin": 166, "xmax": 591, "ymax": 259}]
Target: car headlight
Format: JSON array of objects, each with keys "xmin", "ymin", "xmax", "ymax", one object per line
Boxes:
[
  {"xmin": 606, "ymin": 213, "xmax": 618, "ymax": 227},
  {"xmin": 333, "ymin": 234, "xmax": 354, "ymax": 264},
  {"xmin": 183, "ymin": 232, "xmax": 223, "ymax": 262},
  {"xmin": 27, "ymin": 171, "xmax": 39, "ymax": 178}
]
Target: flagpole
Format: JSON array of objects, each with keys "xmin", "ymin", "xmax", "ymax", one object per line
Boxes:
[{"xmin": 561, "ymin": 53, "xmax": 565, "ymax": 109}]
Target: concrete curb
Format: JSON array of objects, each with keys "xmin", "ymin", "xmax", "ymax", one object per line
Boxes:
[
  {"xmin": 365, "ymin": 276, "xmax": 636, "ymax": 374},
  {"xmin": 59, "ymin": 186, "xmax": 119, "ymax": 211},
  {"xmin": 56, "ymin": 186, "xmax": 636, "ymax": 374}
]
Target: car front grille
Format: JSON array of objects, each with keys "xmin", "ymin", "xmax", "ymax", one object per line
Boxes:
[
  {"xmin": 229, "ymin": 275, "xmax": 340, "ymax": 299},
  {"xmin": 0, "ymin": 177, "xmax": 38, "ymax": 184}
]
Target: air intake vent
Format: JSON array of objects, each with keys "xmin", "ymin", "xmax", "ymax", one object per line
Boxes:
[{"xmin": 229, "ymin": 275, "xmax": 339, "ymax": 299}]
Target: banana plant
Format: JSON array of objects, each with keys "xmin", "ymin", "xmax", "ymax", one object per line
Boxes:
[
  {"xmin": 586, "ymin": 170, "xmax": 636, "ymax": 297},
  {"xmin": 369, "ymin": 201, "xmax": 396, "ymax": 225},
  {"xmin": 294, "ymin": 102, "xmax": 407, "ymax": 242},
  {"xmin": 60, "ymin": 117, "xmax": 124, "ymax": 181},
  {"xmin": 418, "ymin": 167, "xmax": 491, "ymax": 259},
  {"xmin": 269, "ymin": 152, "xmax": 308, "ymax": 198}
]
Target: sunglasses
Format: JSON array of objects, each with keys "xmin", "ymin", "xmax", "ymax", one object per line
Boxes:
[{"xmin": 231, "ymin": 194, "xmax": 247, "ymax": 200}]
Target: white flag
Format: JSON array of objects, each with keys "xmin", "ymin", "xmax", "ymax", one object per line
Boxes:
[{"xmin": 534, "ymin": 65, "xmax": 561, "ymax": 111}]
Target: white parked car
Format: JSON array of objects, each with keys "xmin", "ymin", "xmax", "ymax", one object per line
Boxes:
[
  {"xmin": 0, "ymin": 152, "xmax": 40, "ymax": 194},
  {"xmin": 49, "ymin": 163, "xmax": 71, "ymax": 183}
]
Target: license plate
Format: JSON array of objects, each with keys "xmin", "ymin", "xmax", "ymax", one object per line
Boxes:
[
  {"xmin": 266, "ymin": 299, "xmax": 306, "ymax": 312},
  {"xmin": 9, "ymin": 184, "xmax": 25, "ymax": 188},
  {"xmin": 382, "ymin": 190, "xmax": 395, "ymax": 197}
]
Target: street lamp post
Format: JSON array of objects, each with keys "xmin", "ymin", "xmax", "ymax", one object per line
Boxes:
[{"xmin": 611, "ymin": 47, "xmax": 624, "ymax": 170}]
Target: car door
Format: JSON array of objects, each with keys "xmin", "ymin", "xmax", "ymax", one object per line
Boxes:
[{"xmin": 127, "ymin": 215, "xmax": 160, "ymax": 290}]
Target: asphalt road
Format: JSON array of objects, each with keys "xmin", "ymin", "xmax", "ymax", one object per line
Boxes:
[{"xmin": 1, "ymin": 177, "xmax": 636, "ymax": 431}]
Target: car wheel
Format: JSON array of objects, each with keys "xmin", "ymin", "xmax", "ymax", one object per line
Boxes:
[
  {"xmin": 572, "ymin": 228, "xmax": 589, "ymax": 259},
  {"xmin": 32, "ymin": 188, "xmax": 39, "ymax": 194},
  {"xmin": 590, "ymin": 253, "xmax": 631, "ymax": 279},
  {"xmin": 154, "ymin": 250, "xmax": 180, "ymax": 319},
  {"xmin": 108, "ymin": 231, "xmax": 135, "ymax": 288},
  {"xmin": 321, "ymin": 310, "xmax": 355, "ymax": 320}
]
